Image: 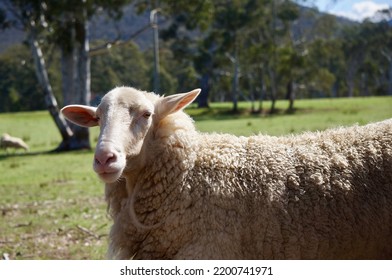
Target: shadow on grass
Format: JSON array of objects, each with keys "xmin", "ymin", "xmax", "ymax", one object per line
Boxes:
[
  {"xmin": 0, "ymin": 150, "xmax": 51, "ymax": 160},
  {"xmin": 190, "ymin": 106, "xmax": 303, "ymax": 122},
  {"xmin": 0, "ymin": 148, "xmax": 92, "ymax": 161}
]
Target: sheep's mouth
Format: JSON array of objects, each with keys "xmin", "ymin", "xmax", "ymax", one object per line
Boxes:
[
  {"xmin": 97, "ymin": 170, "xmax": 122, "ymax": 183},
  {"xmin": 92, "ymin": 152, "xmax": 126, "ymax": 183}
]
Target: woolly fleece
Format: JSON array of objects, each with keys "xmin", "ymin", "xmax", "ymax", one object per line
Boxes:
[{"xmin": 106, "ymin": 111, "xmax": 392, "ymax": 259}]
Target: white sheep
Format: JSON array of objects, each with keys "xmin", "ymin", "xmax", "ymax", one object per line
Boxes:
[
  {"xmin": 61, "ymin": 86, "xmax": 392, "ymax": 259},
  {"xmin": 0, "ymin": 133, "xmax": 29, "ymax": 152}
]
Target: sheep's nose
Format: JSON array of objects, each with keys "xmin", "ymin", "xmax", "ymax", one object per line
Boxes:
[{"xmin": 95, "ymin": 151, "xmax": 116, "ymax": 166}]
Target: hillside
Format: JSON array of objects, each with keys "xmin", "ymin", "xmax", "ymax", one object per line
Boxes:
[
  {"xmin": 0, "ymin": 4, "xmax": 153, "ymax": 53},
  {"xmin": 0, "ymin": 3, "xmax": 357, "ymax": 54}
]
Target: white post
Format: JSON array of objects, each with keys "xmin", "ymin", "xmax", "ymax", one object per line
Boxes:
[{"xmin": 150, "ymin": 9, "xmax": 161, "ymax": 94}]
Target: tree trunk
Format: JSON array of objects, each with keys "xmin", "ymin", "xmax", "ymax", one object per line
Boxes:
[
  {"xmin": 27, "ymin": 27, "xmax": 74, "ymax": 149},
  {"xmin": 258, "ymin": 67, "xmax": 264, "ymax": 113},
  {"xmin": 232, "ymin": 48, "xmax": 239, "ymax": 113},
  {"xmin": 360, "ymin": 72, "xmax": 369, "ymax": 96},
  {"xmin": 346, "ymin": 60, "xmax": 356, "ymax": 98},
  {"xmin": 268, "ymin": 67, "xmax": 277, "ymax": 114},
  {"xmin": 249, "ymin": 74, "xmax": 256, "ymax": 113},
  {"xmin": 345, "ymin": 51, "xmax": 364, "ymax": 98},
  {"xmin": 286, "ymin": 79, "xmax": 295, "ymax": 112},
  {"xmin": 269, "ymin": 0, "xmax": 277, "ymax": 114},
  {"xmin": 346, "ymin": 70, "xmax": 355, "ymax": 98},
  {"xmin": 198, "ymin": 73, "xmax": 210, "ymax": 108},
  {"xmin": 58, "ymin": 9, "xmax": 91, "ymax": 151},
  {"xmin": 60, "ymin": 32, "xmax": 76, "ymax": 106}
]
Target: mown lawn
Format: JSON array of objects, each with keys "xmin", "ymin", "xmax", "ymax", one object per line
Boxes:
[{"xmin": 0, "ymin": 96, "xmax": 391, "ymax": 259}]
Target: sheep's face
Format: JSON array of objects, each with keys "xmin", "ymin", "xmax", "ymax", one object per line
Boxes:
[
  {"xmin": 93, "ymin": 88, "xmax": 155, "ymax": 183},
  {"xmin": 61, "ymin": 87, "xmax": 200, "ymax": 183}
]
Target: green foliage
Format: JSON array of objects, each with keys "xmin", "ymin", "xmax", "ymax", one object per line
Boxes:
[
  {"xmin": 91, "ymin": 41, "xmax": 149, "ymax": 93},
  {"xmin": 0, "ymin": 1, "xmax": 391, "ymax": 113},
  {"xmin": 0, "ymin": 45, "xmax": 43, "ymax": 112}
]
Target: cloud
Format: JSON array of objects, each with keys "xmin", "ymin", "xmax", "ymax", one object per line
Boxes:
[
  {"xmin": 333, "ymin": 1, "xmax": 390, "ymax": 21},
  {"xmin": 353, "ymin": 1, "xmax": 389, "ymax": 19}
]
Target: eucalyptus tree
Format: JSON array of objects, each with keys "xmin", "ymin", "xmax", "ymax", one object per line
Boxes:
[
  {"xmin": 147, "ymin": 0, "xmax": 215, "ymax": 108},
  {"xmin": 340, "ymin": 14, "xmax": 392, "ymax": 97},
  {"xmin": 0, "ymin": 0, "xmax": 74, "ymax": 147},
  {"xmin": 157, "ymin": 0, "xmax": 270, "ymax": 111},
  {"xmin": 0, "ymin": 0, "xmax": 132, "ymax": 150},
  {"xmin": 366, "ymin": 8, "xmax": 392, "ymax": 96},
  {"xmin": 242, "ymin": 0, "xmax": 300, "ymax": 113}
]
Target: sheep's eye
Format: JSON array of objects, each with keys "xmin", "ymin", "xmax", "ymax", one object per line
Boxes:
[{"xmin": 143, "ymin": 112, "xmax": 152, "ymax": 119}]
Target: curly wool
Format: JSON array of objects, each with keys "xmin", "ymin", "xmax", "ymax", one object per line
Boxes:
[{"xmin": 106, "ymin": 115, "xmax": 392, "ymax": 260}]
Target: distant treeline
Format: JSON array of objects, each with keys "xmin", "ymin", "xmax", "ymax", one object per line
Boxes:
[{"xmin": 0, "ymin": 1, "xmax": 391, "ymax": 113}]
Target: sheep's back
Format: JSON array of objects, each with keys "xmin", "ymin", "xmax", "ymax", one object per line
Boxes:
[{"xmin": 186, "ymin": 119, "xmax": 392, "ymax": 259}]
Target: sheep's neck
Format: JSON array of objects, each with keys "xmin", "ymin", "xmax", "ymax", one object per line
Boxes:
[
  {"xmin": 127, "ymin": 138, "xmax": 197, "ymax": 224},
  {"xmin": 123, "ymin": 169, "xmax": 142, "ymax": 197}
]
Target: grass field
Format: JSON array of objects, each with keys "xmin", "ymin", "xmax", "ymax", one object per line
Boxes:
[
  {"xmin": 187, "ymin": 96, "xmax": 392, "ymax": 136},
  {"xmin": 1, "ymin": 96, "xmax": 391, "ymax": 259}
]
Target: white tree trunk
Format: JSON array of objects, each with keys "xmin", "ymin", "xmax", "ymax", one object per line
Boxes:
[
  {"xmin": 232, "ymin": 47, "xmax": 239, "ymax": 113},
  {"xmin": 27, "ymin": 27, "xmax": 74, "ymax": 148},
  {"xmin": 60, "ymin": 36, "xmax": 76, "ymax": 106},
  {"xmin": 59, "ymin": 8, "xmax": 91, "ymax": 150}
]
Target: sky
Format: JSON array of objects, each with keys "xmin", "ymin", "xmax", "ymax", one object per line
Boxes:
[{"xmin": 305, "ymin": 0, "xmax": 391, "ymax": 21}]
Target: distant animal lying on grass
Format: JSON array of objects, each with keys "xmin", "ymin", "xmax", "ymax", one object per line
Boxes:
[
  {"xmin": 62, "ymin": 86, "xmax": 392, "ymax": 260},
  {"xmin": 0, "ymin": 133, "xmax": 29, "ymax": 152}
]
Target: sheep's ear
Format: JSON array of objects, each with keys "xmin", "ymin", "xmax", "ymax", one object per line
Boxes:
[
  {"xmin": 61, "ymin": 105, "xmax": 99, "ymax": 127},
  {"xmin": 158, "ymin": 89, "xmax": 201, "ymax": 117}
]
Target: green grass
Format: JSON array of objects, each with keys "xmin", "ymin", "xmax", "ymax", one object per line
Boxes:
[
  {"xmin": 0, "ymin": 96, "xmax": 391, "ymax": 259},
  {"xmin": 0, "ymin": 114, "xmax": 105, "ymax": 259},
  {"xmin": 0, "ymin": 150, "xmax": 108, "ymax": 259},
  {"xmin": 186, "ymin": 96, "xmax": 392, "ymax": 136}
]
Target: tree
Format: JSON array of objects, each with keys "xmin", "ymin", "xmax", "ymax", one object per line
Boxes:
[
  {"xmin": 160, "ymin": 0, "xmax": 269, "ymax": 111},
  {"xmin": 44, "ymin": 0, "xmax": 133, "ymax": 150},
  {"xmin": 91, "ymin": 41, "xmax": 150, "ymax": 94},
  {"xmin": 242, "ymin": 0, "xmax": 300, "ymax": 113},
  {"xmin": 1, "ymin": 0, "xmax": 133, "ymax": 151},
  {"xmin": 156, "ymin": 0, "xmax": 215, "ymax": 107},
  {"xmin": 340, "ymin": 16, "xmax": 392, "ymax": 97},
  {"xmin": 1, "ymin": 0, "xmax": 74, "ymax": 146},
  {"xmin": 368, "ymin": 9, "xmax": 392, "ymax": 96}
]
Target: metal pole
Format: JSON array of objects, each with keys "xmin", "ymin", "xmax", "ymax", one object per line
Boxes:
[{"xmin": 150, "ymin": 9, "xmax": 160, "ymax": 93}]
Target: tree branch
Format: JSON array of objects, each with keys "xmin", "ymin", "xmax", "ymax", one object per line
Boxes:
[{"xmin": 89, "ymin": 23, "xmax": 151, "ymax": 56}]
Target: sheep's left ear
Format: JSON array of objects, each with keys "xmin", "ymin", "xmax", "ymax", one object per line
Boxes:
[
  {"xmin": 61, "ymin": 105, "xmax": 99, "ymax": 127},
  {"xmin": 157, "ymin": 89, "xmax": 201, "ymax": 117}
]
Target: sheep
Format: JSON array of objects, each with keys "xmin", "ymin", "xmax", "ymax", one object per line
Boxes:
[
  {"xmin": 0, "ymin": 133, "xmax": 29, "ymax": 152},
  {"xmin": 61, "ymin": 86, "xmax": 392, "ymax": 260}
]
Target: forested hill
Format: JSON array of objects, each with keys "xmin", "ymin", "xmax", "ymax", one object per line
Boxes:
[
  {"xmin": 0, "ymin": 3, "xmax": 356, "ymax": 54},
  {"xmin": 0, "ymin": 4, "xmax": 148, "ymax": 53}
]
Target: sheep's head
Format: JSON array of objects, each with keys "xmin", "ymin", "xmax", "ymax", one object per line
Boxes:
[{"xmin": 61, "ymin": 87, "xmax": 200, "ymax": 183}]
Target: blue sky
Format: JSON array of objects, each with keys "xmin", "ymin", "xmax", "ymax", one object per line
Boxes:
[{"xmin": 303, "ymin": 0, "xmax": 391, "ymax": 21}]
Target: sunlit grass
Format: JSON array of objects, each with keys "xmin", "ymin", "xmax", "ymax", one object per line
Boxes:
[{"xmin": 186, "ymin": 96, "xmax": 392, "ymax": 136}]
